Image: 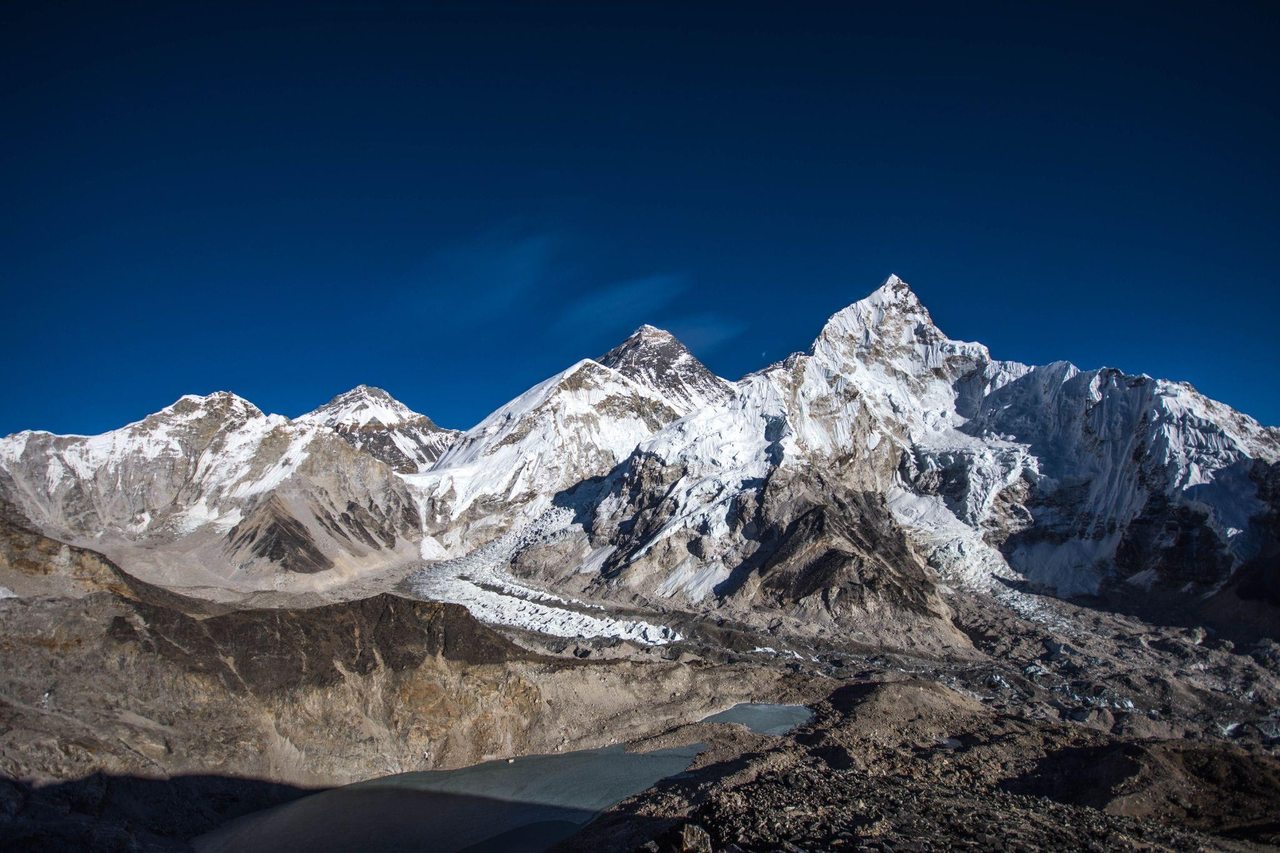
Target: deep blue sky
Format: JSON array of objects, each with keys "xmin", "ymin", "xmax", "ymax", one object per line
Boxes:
[{"xmin": 3, "ymin": 1, "xmax": 1277, "ymax": 435}]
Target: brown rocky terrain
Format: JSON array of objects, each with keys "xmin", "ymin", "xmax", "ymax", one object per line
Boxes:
[
  {"xmin": 563, "ymin": 676, "xmax": 1280, "ymax": 852},
  {"xmin": 5, "ymin": 533, "xmax": 1278, "ymax": 852},
  {"xmin": 0, "ymin": 508, "xmax": 783, "ymax": 849}
]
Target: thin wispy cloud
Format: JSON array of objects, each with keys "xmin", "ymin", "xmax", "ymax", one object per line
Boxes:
[
  {"xmin": 549, "ymin": 273, "xmax": 689, "ymax": 337},
  {"xmin": 664, "ymin": 313, "xmax": 749, "ymax": 355},
  {"xmin": 412, "ymin": 229, "xmax": 563, "ymax": 327}
]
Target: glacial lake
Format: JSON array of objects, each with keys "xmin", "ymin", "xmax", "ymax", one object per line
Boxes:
[{"xmin": 196, "ymin": 702, "xmax": 812, "ymax": 853}]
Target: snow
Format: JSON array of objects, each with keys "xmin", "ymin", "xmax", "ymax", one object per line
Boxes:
[
  {"xmin": 419, "ymin": 534, "xmax": 448, "ymax": 560},
  {"xmin": 582, "ymin": 274, "xmax": 1280, "ymax": 609},
  {"xmin": 655, "ymin": 556, "xmax": 731, "ymax": 600},
  {"xmin": 0, "ymin": 393, "xmax": 323, "ymax": 541},
  {"xmin": 407, "ymin": 509, "xmax": 680, "ymax": 644},
  {"xmin": 1, "ymin": 274, "xmax": 1276, "ymax": 640},
  {"xmin": 403, "ymin": 358, "xmax": 686, "ymax": 526},
  {"xmin": 576, "ymin": 545, "xmax": 616, "ymax": 575},
  {"xmin": 297, "ymin": 385, "xmax": 423, "ymax": 428},
  {"xmin": 226, "ymin": 422, "xmax": 315, "ymax": 499},
  {"xmin": 0, "ymin": 586, "xmax": 17, "ymax": 600},
  {"xmin": 176, "ymin": 498, "xmax": 242, "ymax": 535}
]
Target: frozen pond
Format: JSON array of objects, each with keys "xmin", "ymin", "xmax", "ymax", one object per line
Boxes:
[{"xmin": 196, "ymin": 703, "xmax": 810, "ymax": 853}]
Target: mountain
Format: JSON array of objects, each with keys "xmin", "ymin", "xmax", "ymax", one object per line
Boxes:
[
  {"xmin": 405, "ymin": 357, "xmax": 687, "ymax": 550},
  {"xmin": 405, "ymin": 327, "xmax": 734, "ymax": 554},
  {"xmin": 597, "ymin": 324, "xmax": 735, "ymax": 413},
  {"xmin": 1, "ymin": 277, "xmax": 1276, "ymax": 645},
  {"xmin": 509, "ymin": 276, "xmax": 1280, "ymax": 646},
  {"xmin": 0, "ymin": 392, "xmax": 421, "ymax": 593},
  {"xmin": 297, "ymin": 385, "xmax": 460, "ymax": 473}
]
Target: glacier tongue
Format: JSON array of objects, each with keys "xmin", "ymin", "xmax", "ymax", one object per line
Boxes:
[{"xmin": 406, "ymin": 508, "xmax": 680, "ymax": 644}]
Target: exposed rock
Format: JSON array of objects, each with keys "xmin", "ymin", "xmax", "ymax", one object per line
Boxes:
[
  {"xmin": 296, "ymin": 384, "xmax": 460, "ymax": 473},
  {"xmin": 598, "ymin": 325, "xmax": 735, "ymax": 414}
]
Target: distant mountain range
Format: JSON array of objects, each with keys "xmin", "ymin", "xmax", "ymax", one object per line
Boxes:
[{"xmin": 2, "ymin": 275, "xmax": 1276, "ymax": 646}]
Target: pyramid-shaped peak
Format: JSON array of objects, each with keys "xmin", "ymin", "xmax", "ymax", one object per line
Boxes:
[
  {"xmin": 601, "ymin": 324, "xmax": 681, "ymax": 355},
  {"xmin": 865, "ymin": 273, "xmax": 923, "ymax": 307},
  {"xmin": 597, "ymin": 326, "xmax": 732, "ymax": 414},
  {"xmin": 119, "ymin": 392, "xmax": 269, "ymax": 438},
  {"xmin": 819, "ymin": 275, "xmax": 934, "ymax": 341},
  {"xmin": 812, "ymin": 276, "xmax": 939, "ymax": 357},
  {"xmin": 299, "ymin": 385, "xmax": 432, "ymax": 429},
  {"xmin": 811, "ymin": 275, "xmax": 991, "ymax": 377},
  {"xmin": 632, "ymin": 323, "xmax": 676, "ymax": 339},
  {"xmin": 330, "ymin": 384, "xmax": 398, "ymax": 404},
  {"xmin": 599, "ymin": 325, "xmax": 693, "ymax": 372}
]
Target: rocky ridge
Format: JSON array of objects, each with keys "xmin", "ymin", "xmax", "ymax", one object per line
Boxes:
[
  {"xmin": 296, "ymin": 385, "xmax": 461, "ymax": 473},
  {"xmin": 0, "ymin": 275, "xmax": 1276, "ymax": 648}
]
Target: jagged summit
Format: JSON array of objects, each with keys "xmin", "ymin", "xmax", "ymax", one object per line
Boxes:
[
  {"xmin": 815, "ymin": 275, "xmax": 936, "ymax": 348},
  {"xmin": 5, "ymin": 392, "xmax": 267, "ymax": 441},
  {"xmin": 157, "ymin": 391, "xmax": 264, "ymax": 421},
  {"xmin": 598, "ymin": 325, "xmax": 733, "ymax": 414},
  {"xmin": 1, "ymin": 273, "xmax": 1276, "ymax": 651},
  {"xmin": 599, "ymin": 325, "xmax": 678, "ymax": 361},
  {"xmin": 297, "ymin": 385, "xmax": 457, "ymax": 473},
  {"xmin": 629, "ymin": 323, "xmax": 677, "ymax": 341},
  {"xmin": 174, "ymin": 390, "xmax": 260, "ymax": 408},
  {"xmin": 299, "ymin": 384, "xmax": 436, "ymax": 430},
  {"xmin": 809, "ymin": 275, "xmax": 989, "ymax": 389},
  {"xmin": 865, "ymin": 272, "xmax": 923, "ymax": 307}
]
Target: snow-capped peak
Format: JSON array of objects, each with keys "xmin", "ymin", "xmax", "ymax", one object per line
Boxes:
[
  {"xmin": 866, "ymin": 272, "xmax": 921, "ymax": 306},
  {"xmin": 598, "ymin": 325, "xmax": 733, "ymax": 414},
  {"xmin": 113, "ymin": 389, "xmax": 267, "ymax": 435},
  {"xmin": 298, "ymin": 385, "xmax": 433, "ymax": 430},
  {"xmin": 632, "ymin": 323, "xmax": 675, "ymax": 339},
  {"xmin": 811, "ymin": 275, "xmax": 990, "ymax": 379},
  {"xmin": 162, "ymin": 391, "xmax": 263, "ymax": 419},
  {"xmin": 294, "ymin": 385, "xmax": 458, "ymax": 471},
  {"xmin": 815, "ymin": 275, "xmax": 934, "ymax": 349}
]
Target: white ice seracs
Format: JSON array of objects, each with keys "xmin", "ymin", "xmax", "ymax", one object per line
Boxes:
[{"xmin": 407, "ymin": 509, "xmax": 680, "ymax": 644}]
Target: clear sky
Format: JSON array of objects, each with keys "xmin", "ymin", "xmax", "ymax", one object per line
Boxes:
[{"xmin": 3, "ymin": 1, "xmax": 1277, "ymax": 435}]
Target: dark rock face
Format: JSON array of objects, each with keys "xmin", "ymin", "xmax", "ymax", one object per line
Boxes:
[
  {"xmin": 597, "ymin": 325, "xmax": 732, "ymax": 412},
  {"xmin": 728, "ymin": 484, "xmax": 947, "ymax": 626},
  {"xmin": 228, "ymin": 495, "xmax": 334, "ymax": 574},
  {"xmin": 314, "ymin": 496, "xmax": 419, "ymax": 553},
  {"xmin": 108, "ymin": 593, "xmax": 524, "ymax": 696},
  {"xmin": 1235, "ymin": 460, "xmax": 1280, "ymax": 607},
  {"xmin": 1113, "ymin": 494, "xmax": 1234, "ymax": 588}
]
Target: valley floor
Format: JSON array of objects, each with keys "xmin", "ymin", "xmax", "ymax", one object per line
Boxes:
[{"xmin": 2, "ymin": 564, "xmax": 1279, "ymax": 851}]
